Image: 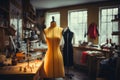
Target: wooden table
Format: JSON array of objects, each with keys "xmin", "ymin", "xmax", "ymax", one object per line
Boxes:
[
  {"xmin": 74, "ymin": 45, "xmax": 111, "ymax": 58},
  {"xmin": 33, "ymin": 48, "xmax": 47, "ymax": 52},
  {"xmin": 0, "ymin": 60, "xmax": 43, "ymax": 80},
  {"xmin": 73, "ymin": 45, "xmax": 110, "ymax": 80},
  {"xmin": 74, "ymin": 45, "xmax": 110, "ymax": 53}
]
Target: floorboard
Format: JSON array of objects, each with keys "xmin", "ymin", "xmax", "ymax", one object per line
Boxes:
[{"xmin": 43, "ymin": 67, "xmax": 89, "ymax": 80}]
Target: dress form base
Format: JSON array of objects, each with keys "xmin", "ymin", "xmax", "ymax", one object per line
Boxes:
[{"xmin": 65, "ymin": 66, "xmax": 74, "ymax": 79}]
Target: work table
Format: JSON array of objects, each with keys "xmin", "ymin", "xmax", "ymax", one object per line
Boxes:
[
  {"xmin": 73, "ymin": 45, "xmax": 110, "ymax": 53},
  {"xmin": 0, "ymin": 60, "xmax": 43, "ymax": 80}
]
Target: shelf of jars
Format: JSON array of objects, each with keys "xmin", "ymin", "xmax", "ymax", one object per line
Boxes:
[
  {"xmin": 111, "ymin": 13, "xmax": 120, "ymax": 36},
  {"xmin": 112, "ymin": 31, "xmax": 120, "ymax": 35},
  {"xmin": 0, "ymin": 7, "xmax": 9, "ymax": 13},
  {"xmin": 0, "ymin": 0, "xmax": 9, "ymax": 13},
  {"xmin": 29, "ymin": 3, "xmax": 36, "ymax": 16},
  {"xmin": 26, "ymin": 16, "xmax": 36, "ymax": 24},
  {"xmin": 112, "ymin": 18, "xmax": 120, "ymax": 22}
]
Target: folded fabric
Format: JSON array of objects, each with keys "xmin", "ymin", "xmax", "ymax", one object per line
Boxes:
[{"xmin": 80, "ymin": 51, "xmax": 88, "ymax": 65}]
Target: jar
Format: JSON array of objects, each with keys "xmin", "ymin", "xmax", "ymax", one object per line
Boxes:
[{"xmin": 12, "ymin": 57, "xmax": 17, "ymax": 66}]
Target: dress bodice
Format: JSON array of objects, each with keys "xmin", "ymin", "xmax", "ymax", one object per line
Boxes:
[
  {"xmin": 44, "ymin": 27, "xmax": 63, "ymax": 51},
  {"xmin": 63, "ymin": 29, "xmax": 73, "ymax": 46}
]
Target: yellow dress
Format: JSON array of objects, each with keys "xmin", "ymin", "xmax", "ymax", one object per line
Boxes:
[{"xmin": 43, "ymin": 23, "xmax": 65, "ymax": 78}]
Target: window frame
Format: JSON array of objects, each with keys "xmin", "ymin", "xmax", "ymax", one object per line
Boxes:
[
  {"xmin": 99, "ymin": 5, "xmax": 119, "ymax": 44},
  {"xmin": 68, "ymin": 9, "xmax": 88, "ymax": 44}
]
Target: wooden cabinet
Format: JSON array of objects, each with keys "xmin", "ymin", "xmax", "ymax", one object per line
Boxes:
[
  {"xmin": 0, "ymin": 0, "xmax": 9, "ymax": 28},
  {"xmin": 0, "ymin": 0, "xmax": 22, "ymax": 51},
  {"xmin": 0, "ymin": 27, "xmax": 7, "ymax": 50},
  {"xmin": 0, "ymin": 0, "xmax": 10, "ymax": 51}
]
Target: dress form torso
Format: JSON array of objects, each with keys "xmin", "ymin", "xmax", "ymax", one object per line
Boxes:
[
  {"xmin": 43, "ymin": 22, "xmax": 65, "ymax": 78},
  {"xmin": 63, "ymin": 27, "xmax": 74, "ymax": 67}
]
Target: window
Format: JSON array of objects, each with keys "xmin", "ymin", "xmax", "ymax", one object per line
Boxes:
[
  {"xmin": 68, "ymin": 9, "xmax": 88, "ymax": 44},
  {"xmin": 10, "ymin": 18, "xmax": 22, "ymax": 38},
  {"xmin": 45, "ymin": 12, "xmax": 60, "ymax": 27},
  {"xmin": 99, "ymin": 7, "xmax": 119, "ymax": 44}
]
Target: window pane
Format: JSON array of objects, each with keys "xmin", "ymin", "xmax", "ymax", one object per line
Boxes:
[
  {"xmin": 83, "ymin": 11, "xmax": 87, "ymax": 16},
  {"xmin": 101, "ymin": 16, "xmax": 107, "ymax": 22},
  {"xmin": 102, "ymin": 9, "xmax": 107, "ymax": 15},
  {"xmin": 78, "ymin": 12, "xmax": 83, "ymax": 17},
  {"xmin": 107, "ymin": 15, "xmax": 113, "ymax": 22},
  {"xmin": 113, "ymin": 8, "xmax": 118, "ymax": 15},
  {"xmin": 107, "ymin": 22, "xmax": 112, "ymax": 38},
  {"xmin": 83, "ymin": 17, "xmax": 87, "ymax": 23},
  {"xmin": 112, "ymin": 36, "xmax": 119, "ymax": 43},
  {"xmin": 113, "ymin": 22, "xmax": 118, "ymax": 31},
  {"xmin": 101, "ymin": 23, "xmax": 107, "ymax": 33},
  {"xmin": 101, "ymin": 35, "xmax": 107, "ymax": 44},
  {"xmin": 108, "ymin": 9, "xmax": 112, "ymax": 15}
]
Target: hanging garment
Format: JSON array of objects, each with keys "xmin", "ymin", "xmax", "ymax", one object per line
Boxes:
[
  {"xmin": 42, "ymin": 26, "xmax": 65, "ymax": 78},
  {"xmin": 62, "ymin": 28, "xmax": 74, "ymax": 67},
  {"xmin": 87, "ymin": 23, "xmax": 99, "ymax": 39}
]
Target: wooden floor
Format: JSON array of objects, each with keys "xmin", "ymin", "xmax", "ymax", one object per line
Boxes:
[{"xmin": 43, "ymin": 67, "xmax": 89, "ymax": 80}]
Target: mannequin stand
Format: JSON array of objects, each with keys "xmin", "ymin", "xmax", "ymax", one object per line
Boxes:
[
  {"xmin": 26, "ymin": 39, "xmax": 31, "ymax": 68},
  {"xmin": 65, "ymin": 66, "xmax": 74, "ymax": 79},
  {"xmin": 65, "ymin": 32, "xmax": 74, "ymax": 79}
]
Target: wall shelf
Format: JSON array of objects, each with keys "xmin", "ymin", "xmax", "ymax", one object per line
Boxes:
[
  {"xmin": 22, "ymin": 0, "xmax": 36, "ymax": 39},
  {"xmin": 112, "ymin": 31, "xmax": 120, "ymax": 35},
  {"xmin": 27, "ymin": 16, "xmax": 36, "ymax": 24},
  {"xmin": 0, "ymin": 0, "xmax": 10, "ymax": 50},
  {"xmin": 0, "ymin": 7, "xmax": 9, "ymax": 13},
  {"xmin": 111, "ymin": 14, "xmax": 120, "ymax": 36},
  {"xmin": 0, "ymin": 26, "xmax": 8, "ymax": 29},
  {"xmin": 111, "ymin": 18, "xmax": 120, "ymax": 22}
]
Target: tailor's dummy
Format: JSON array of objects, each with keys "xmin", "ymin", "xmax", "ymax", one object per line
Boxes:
[{"xmin": 42, "ymin": 16, "xmax": 65, "ymax": 78}]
